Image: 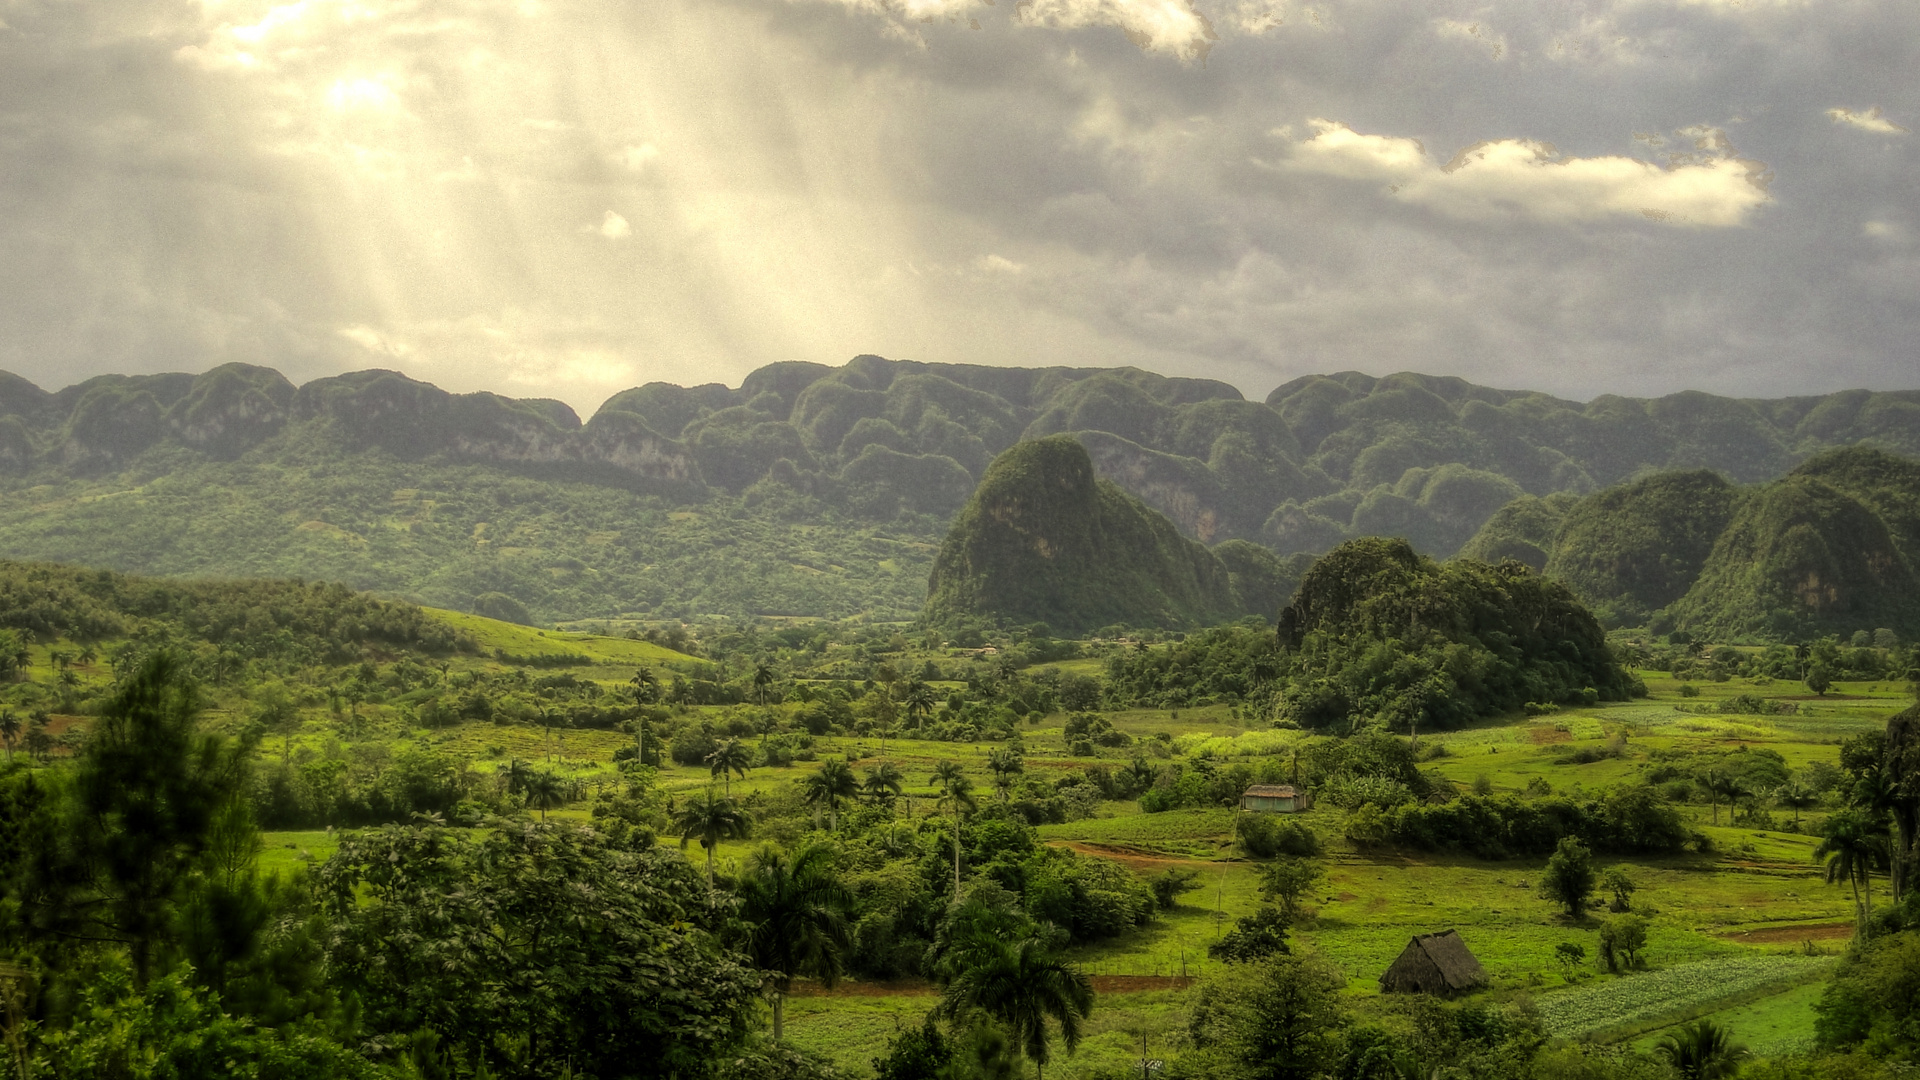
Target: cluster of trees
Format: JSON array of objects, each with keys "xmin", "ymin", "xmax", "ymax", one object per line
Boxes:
[
  {"xmin": 1632, "ymin": 633, "xmax": 1917, "ymax": 693},
  {"xmin": 0, "ymin": 560, "xmax": 471, "ymax": 663},
  {"xmin": 1100, "ymin": 539, "xmax": 1639, "ymax": 732},
  {"xmin": 0, "ymin": 652, "xmax": 1130, "ymax": 1079}
]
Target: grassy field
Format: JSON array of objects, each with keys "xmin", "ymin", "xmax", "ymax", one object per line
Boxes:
[{"xmin": 202, "ymin": 623, "xmax": 1903, "ymax": 1079}]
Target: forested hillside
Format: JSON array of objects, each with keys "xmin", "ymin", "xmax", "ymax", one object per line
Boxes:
[
  {"xmin": 0, "ymin": 359, "xmax": 1915, "ymax": 623},
  {"xmin": 1467, "ymin": 447, "xmax": 1920, "ymax": 639}
]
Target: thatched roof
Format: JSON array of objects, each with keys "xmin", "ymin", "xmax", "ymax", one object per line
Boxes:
[
  {"xmin": 1242, "ymin": 785, "xmax": 1299, "ymax": 798},
  {"xmin": 1379, "ymin": 930, "xmax": 1487, "ymax": 993}
]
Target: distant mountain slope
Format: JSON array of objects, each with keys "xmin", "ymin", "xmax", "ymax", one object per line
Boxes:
[
  {"xmin": 1469, "ymin": 447, "xmax": 1920, "ymax": 639},
  {"xmin": 923, "ymin": 437, "xmax": 1242, "ymax": 634},
  {"xmin": 1542, "ymin": 471, "xmax": 1743, "ymax": 625},
  {"xmin": 1668, "ymin": 474, "xmax": 1920, "ymax": 640},
  {"xmin": 0, "ymin": 358, "xmax": 1913, "ymax": 622}
]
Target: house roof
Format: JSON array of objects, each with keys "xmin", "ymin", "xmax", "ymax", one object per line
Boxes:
[
  {"xmin": 1398, "ymin": 930, "xmax": 1487, "ymax": 990},
  {"xmin": 1242, "ymin": 785, "xmax": 1298, "ymax": 798}
]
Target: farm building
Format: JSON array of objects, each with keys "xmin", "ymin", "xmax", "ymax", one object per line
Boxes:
[
  {"xmin": 1240, "ymin": 784, "xmax": 1309, "ymax": 813},
  {"xmin": 1378, "ymin": 930, "xmax": 1488, "ymax": 995}
]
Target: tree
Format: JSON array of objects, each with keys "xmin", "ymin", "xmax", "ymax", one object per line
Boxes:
[
  {"xmin": 1655, "ymin": 1020, "xmax": 1749, "ymax": 1080},
  {"xmin": 753, "ymin": 662, "xmax": 776, "ymax": 707},
  {"xmin": 932, "ymin": 766, "xmax": 978, "ymax": 893},
  {"xmin": 1601, "ymin": 866, "xmax": 1637, "ymax": 912},
  {"xmin": 0, "ymin": 709, "xmax": 17, "ymax": 763},
  {"xmin": 1598, "ymin": 914, "xmax": 1648, "ymax": 972},
  {"xmin": 707, "ymin": 738, "xmax": 752, "ymax": 796},
  {"xmin": 736, "ymin": 842, "xmax": 853, "ymax": 1042},
  {"xmin": 1553, "ymin": 941, "xmax": 1587, "ymax": 979},
  {"xmin": 1774, "ymin": 778, "xmax": 1819, "ymax": 829},
  {"xmin": 863, "ymin": 761, "xmax": 905, "ymax": 808},
  {"xmin": 1209, "ymin": 906, "xmax": 1291, "ymax": 963},
  {"xmin": 1806, "ymin": 662, "xmax": 1835, "ymax": 697},
  {"xmin": 673, "ymin": 788, "xmax": 752, "ymax": 885},
  {"xmin": 1188, "ymin": 953, "xmax": 1346, "ymax": 1080},
  {"xmin": 987, "ymin": 748, "xmax": 1025, "ymax": 804},
  {"xmin": 316, "ymin": 819, "xmax": 761, "ymax": 1079},
  {"xmin": 1260, "ymin": 858, "xmax": 1324, "ymax": 924},
  {"xmin": 1816, "ymin": 808, "xmax": 1887, "ymax": 936},
  {"xmin": 802, "ymin": 758, "xmax": 860, "ymax": 830},
  {"xmin": 1540, "ymin": 836, "xmax": 1597, "ymax": 919},
  {"xmin": 903, "ymin": 680, "xmax": 937, "ymax": 729},
  {"xmin": 67, "ymin": 652, "xmax": 253, "ymax": 987},
  {"xmin": 1700, "ymin": 768, "xmax": 1744, "ymax": 827},
  {"xmin": 524, "ymin": 771, "xmax": 565, "ymax": 822},
  {"xmin": 937, "ymin": 932, "xmax": 1093, "ymax": 1080}
]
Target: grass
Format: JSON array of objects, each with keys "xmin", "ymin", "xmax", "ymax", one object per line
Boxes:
[
  {"xmin": 1531, "ymin": 954, "xmax": 1835, "ymax": 1040},
  {"xmin": 213, "ymin": 646, "xmax": 1905, "ymax": 1079},
  {"xmin": 1629, "ymin": 979, "xmax": 1829, "ymax": 1057},
  {"xmin": 427, "ymin": 608, "xmax": 694, "ymax": 667}
]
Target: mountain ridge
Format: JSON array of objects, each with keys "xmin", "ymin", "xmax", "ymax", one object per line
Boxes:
[{"xmin": 0, "ymin": 357, "xmax": 1915, "ymax": 623}]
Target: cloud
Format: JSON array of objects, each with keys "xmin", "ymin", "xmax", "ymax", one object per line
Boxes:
[
  {"xmin": 789, "ymin": 0, "xmax": 1217, "ymax": 58},
  {"xmin": 1431, "ymin": 18, "xmax": 1507, "ymax": 59},
  {"xmin": 596, "ymin": 211, "xmax": 632, "ymax": 239},
  {"xmin": 1827, "ymin": 106, "xmax": 1908, "ymax": 135},
  {"xmin": 1280, "ymin": 120, "xmax": 1772, "ymax": 227},
  {"xmin": 619, "ymin": 143, "xmax": 660, "ymax": 172},
  {"xmin": 1013, "ymin": 0, "xmax": 1217, "ymax": 60}
]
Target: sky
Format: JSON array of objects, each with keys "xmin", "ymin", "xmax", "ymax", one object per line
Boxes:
[{"xmin": 0, "ymin": 0, "xmax": 1915, "ymax": 414}]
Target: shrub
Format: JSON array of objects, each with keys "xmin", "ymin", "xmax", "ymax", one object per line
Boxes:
[{"xmin": 1235, "ymin": 814, "xmax": 1322, "ymax": 859}]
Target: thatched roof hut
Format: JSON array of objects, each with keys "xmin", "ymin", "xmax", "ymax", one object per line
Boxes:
[
  {"xmin": 1241, "ymin": 784, "xmax": 1308, "ymax": 813},
  {"xmin": 1378, "ymin": 930, "xmax": 1487, "ymax": 994}
]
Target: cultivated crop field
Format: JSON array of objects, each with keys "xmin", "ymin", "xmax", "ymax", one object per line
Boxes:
[{"xmin": 1533, "ymin": 954, "xmax": 1836, "ymax": 1039}]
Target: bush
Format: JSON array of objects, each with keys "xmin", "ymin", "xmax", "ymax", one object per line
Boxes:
[
  {"xmin": 1148, "ymin": 867, "xmax": 1204, "ymax": 910},
  {"xmin": 1235, "ymin": 814, "xmax": 1322, "ymax": 859},
  {"xmin": 668, "ymin": 725, "xmax": 719, "ymax": 766}
]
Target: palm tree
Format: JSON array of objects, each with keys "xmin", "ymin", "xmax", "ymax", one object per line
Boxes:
[
  {"xmin": 903, "ymin": 679, "xmax": 937, "ymax": 730},
  {"xmin": 1816, "ymin": 808, "xmax": 1889, "ymax": 936},
  {"xmin": 1774, "ymin": 779, "xmax": 1819, "ymax": 829},
  {"xmin": 77, "ymin": 646, "xmax": 97, "ymax": 667},
  {"xmin": 629, "ymin": 668, "xmax": 659, "ymax": 704},
  {"xmin": 753, "ymin": 662, "xmax": 776, "ymax": 707},
  {"xmin": 937, "ymin": 932, "xmax": 1094, "ymax": 1080},
  {"xmin": 673, "ymin": 788, "xmax": 752, "ymax": 885},
  {"xmin": 863, "ymin": 762, "xmax": 904, "ymax": 808},
  {"xmin": 524, "ymin": 770, "xmax": 565, "ymax": 822},
  {"xmin": 802, "ymin": 758, "xmax": 860, "ymax": 830},
  {"xmin": 1655, "ymin": 1020, "xmax": 1749, "ymax": 1080},
  {"xmin": 987, "ymin": 748, "xmax": 1025, "ymax": 803},
  {"xmin": 502, "ymin": 757, "xmax": 534, "ymax": 795},
  {"xmin": 0, "ymin": 709, "xmax": 18, "ymax": 763},
  {"xmin": 1701, "ymin": 768, "xmax": 1743, "ymax": 826},
  {"xmin": 1122, "ymin": 757, "xmax": 1157, "ymax": 797},
  {"xmin": 931, "ymin": 762, "xmax": 977, "ymax": 893},
  {"xmin": 706, "ymin": 738, "xmax": 752, "ymax": 796},
  {"xmin": 736, "ymin": 842, "xmax": 853, "ymax": 1042}
]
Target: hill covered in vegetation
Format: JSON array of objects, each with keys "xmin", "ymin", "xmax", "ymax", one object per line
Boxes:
[
  {"xmin": 0, "ymin": 359, "xmax": 1915, "ymax": 622},
  {"xmin": 1466, "ymin": 447, "xmax": 1920, "ymax": 638},
  {"xmin": 923, "ymin": 437, "xmax": 1245, "ymax": 634}
]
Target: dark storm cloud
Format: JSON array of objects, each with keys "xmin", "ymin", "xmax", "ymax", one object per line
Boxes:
[{"xmin": 0, "ymin": 0, "xmax": 1913, "ymax": 408}]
